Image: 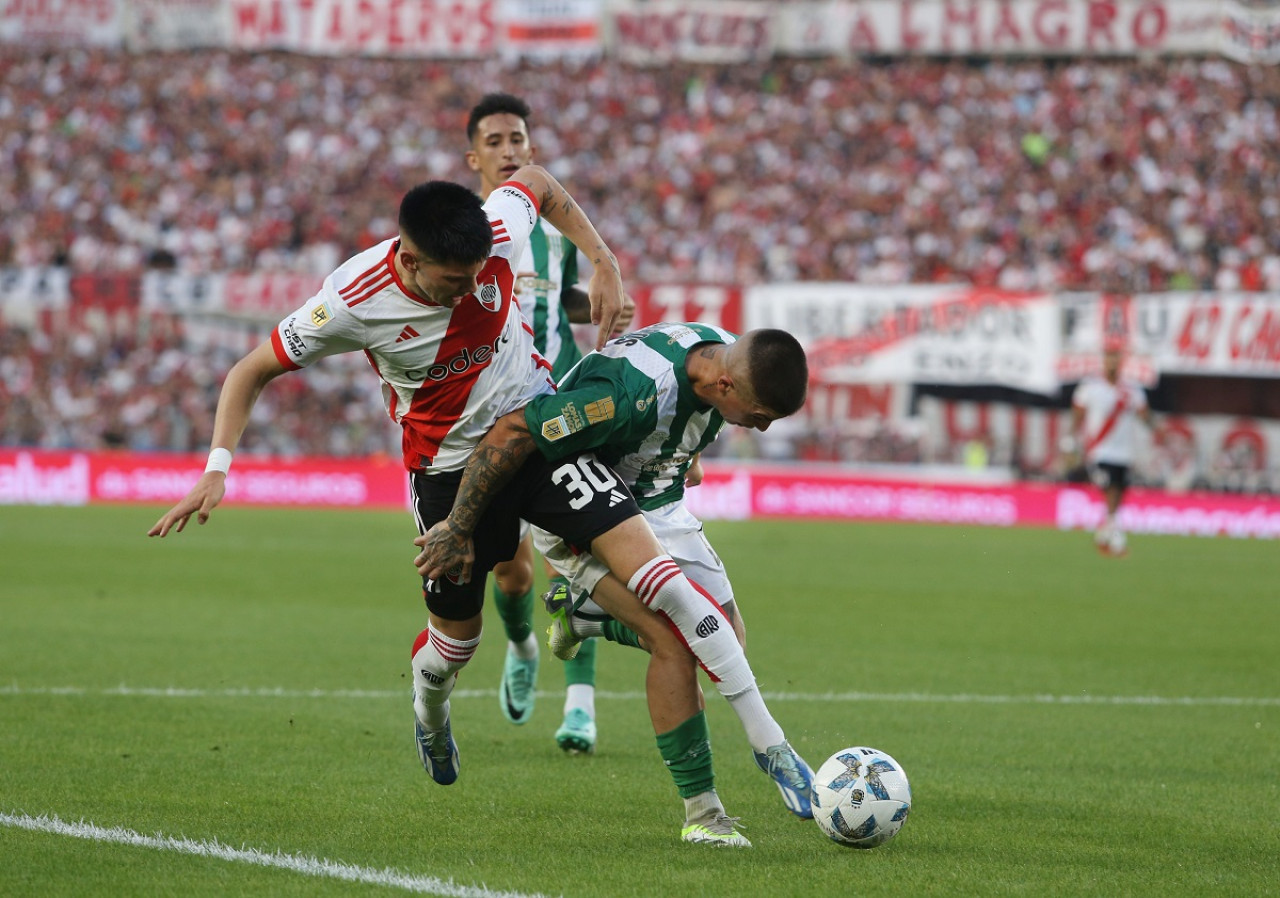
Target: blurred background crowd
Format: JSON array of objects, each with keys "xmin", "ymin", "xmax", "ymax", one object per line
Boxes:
[
  {"xmin": 4, "ymin": 49, "xmax": 1279, "ymax": 290},
  {"xmin": 2, "ymin": 47, "xmax": 1279, "ymax": 492}
]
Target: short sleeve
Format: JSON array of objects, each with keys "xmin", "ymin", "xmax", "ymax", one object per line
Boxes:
[
  {"xmin": 270, "ymin": 281, "xmax": 365, "ymax": 370},
  {"xmin": 524, "ymin": 368, "xmax": 653, "ymax": 461},
  {"xmin": 484, "ymin": 181, "xmax": 541, "ymax": 271}
]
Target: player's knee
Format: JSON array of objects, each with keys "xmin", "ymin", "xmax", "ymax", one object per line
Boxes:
[{"xmin": 492, "ymin": 559, "xmax": 534, "ymax": 596}]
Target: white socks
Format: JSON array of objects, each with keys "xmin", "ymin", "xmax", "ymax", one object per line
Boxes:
[
  {"xmin": 564, "ymin": 683, "xmax": 596, "ymax": 718},
  {"xmin": 411, "ymin": 626, "xmax": 479, "ymax": 731},
  {"xmin": 628, "ymin": 556, "xmax": 784, "ymax": 752},
  {"xmin": 509, "ymin": 632, "xmax": 539, "ymax": 660}
]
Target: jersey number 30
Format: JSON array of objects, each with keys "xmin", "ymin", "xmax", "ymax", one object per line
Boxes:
[{"xmin": 553, "ymin": 455, "xmax": 619, "ymax": 510}]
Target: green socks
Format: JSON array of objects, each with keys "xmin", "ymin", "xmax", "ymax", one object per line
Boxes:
[
  {"xmin": 657, "ymin": 711, "xmax": 715, "ymax": 798},
  {"xmin": 491, "ymin": 580, "xmax": 534, "ymax": 644},
  {"xmin": 564, "ymin": 631, "xmax": 597, "ymax": 683},
  {"xmin": 602, "ymin": 618, "xmax": 643, "ymax": 649}
]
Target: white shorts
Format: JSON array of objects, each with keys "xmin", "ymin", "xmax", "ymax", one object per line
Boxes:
[{"xmin": 532, "ymin": 500, "xmax": 734, "ymax": 619}]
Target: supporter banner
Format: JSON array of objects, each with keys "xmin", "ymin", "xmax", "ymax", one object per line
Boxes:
[
  {"xmin": 138, "ymin": 271, "xmax": 320, "ymax": 318},
  {"xmin": 0, "ymin": 268, "xmax": 72, "ymax": 317},
  {"xmin": 225, "ymin": 0, "xmax": 497, "ymax": 55},
  {"xmin": 630, "ymin": 283, "xmax": 743, "ymax": 335},
  {"xmin": 775, "ymin": 0, "xmax": 1220, "ymax": 57},
  {"xmin": 0, "ymin": 449, "xmax": 409, "ymax": 509},
  {"xmin": 0, "ymin": 0, "xmax": 124, "ymax": 46},
  {"xmin": 1057, "ymin": 292, "xmax": 1160, "ymax": 385},
  {"xmin": 140, "ymin": 271, "xmax": 227, "ymax": 315},
  {"xmin": 748, "ymin": 284, "xmax": 1060, "ymax": 394},
  {"xmin": 608, "ymin": 0, "xmax": 772, "ymax": 64},
  {"xmin": 500, "ymin": 0, "xmax": 601, "ymax": 58},
  {"xmin": 1061, "ymin": 292, "xmax": 1280, "ymax": 380},
  {"xmin": 1220, "ymin": 0, "xmax": 1280, "ymax": 65},
  {"xmin": 0, "ymin": 0, "xmax": 1240, "ymax": 57},
  {"xmin": 1145, "ymin": 293, "xmax": 1280, "ymax": 379},
  {"xmin": 917, "ymin": 396, "xmax": 1280, "ymax": 489},
  {"xmin": 124, "ymin": 0, "xmax": 229, "ymax": 49}
]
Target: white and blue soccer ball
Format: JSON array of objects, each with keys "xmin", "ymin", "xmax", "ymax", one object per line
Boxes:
[{"xmin": 811, "ymin": 746, "xmax": 911, "ymax": 848}]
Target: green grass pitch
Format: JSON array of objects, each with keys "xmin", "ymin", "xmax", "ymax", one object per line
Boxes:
[{"xmin": 1, "ymin": 504, "xmax": 1277, "ymax": 896}]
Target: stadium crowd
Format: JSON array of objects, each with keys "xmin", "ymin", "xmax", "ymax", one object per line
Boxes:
[
  {"xmin": 3, "ymin": 48, "xmax": 1279, "ymax": 289},
  {"xmin": 2, "ymin": 49, "xmax": 1278, "ymax": 491}
]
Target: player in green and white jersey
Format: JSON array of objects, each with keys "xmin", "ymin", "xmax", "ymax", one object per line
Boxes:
[
  {"xmin": 466, "ymin": 93, "xmax": 633, "ymax": 753},
  {"xmin": 526, "ymin": 322, "xmax": 819, "ymax": 820}
]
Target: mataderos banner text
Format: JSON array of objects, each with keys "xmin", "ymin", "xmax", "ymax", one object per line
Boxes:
[{"xmin": 0, "ymin": 0, "xmax": 1250, "ymax": 59}]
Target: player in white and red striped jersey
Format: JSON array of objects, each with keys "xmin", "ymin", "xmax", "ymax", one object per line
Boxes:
[
  {"xmin": 1069, "ymin": 346, "xmax": 1153, "ymax": 556},
  {"xmin": 268, "ymin": 180, "xmax": 555, "ymax": 475},
  {"xmin": 149, "ymin": 165, "xmax": 760, "ymax": 846}
]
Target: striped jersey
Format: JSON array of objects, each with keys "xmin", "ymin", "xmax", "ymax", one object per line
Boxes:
[
  {"xmin": 269, "ymin": 181, "xmax": 555, "ymax": 473},
  {"xmin": 516, "ymin": 218, "xmax": 582, "ymax": 379},
  {"xmin": 1072, "ymin": 375, "xmax": 1148, "ymax": 465},
  {"xmin": 525, "ymin": 322, "xmax": 735, "ymax": 510}
]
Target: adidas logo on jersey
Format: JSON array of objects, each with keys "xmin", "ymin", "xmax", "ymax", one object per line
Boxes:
[
  {"xmin": 396, "ymin": 325, "xmax": 420, "ymax": 344},
  {"xmin": 608, "ymin": 490, "xmax": 628, "ymax": 507}
]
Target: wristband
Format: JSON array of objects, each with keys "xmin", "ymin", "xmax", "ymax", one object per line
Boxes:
[{"xmin": 205, "ymin": 447, "xmax": 233, "ymax": 475}]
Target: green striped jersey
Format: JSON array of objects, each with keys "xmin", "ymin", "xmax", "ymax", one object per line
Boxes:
[
  {"xmin": 519, "ymin": 218, "xmax": 581, "ymax": 378},
  {"xmin": 525, "ymin": 322, "xmax": 736, "ymax": 510}
]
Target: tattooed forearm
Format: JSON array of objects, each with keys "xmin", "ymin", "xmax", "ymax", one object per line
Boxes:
[{"xmin": 447, "ymin": 424, "xmax": 537, "ymax": 538}]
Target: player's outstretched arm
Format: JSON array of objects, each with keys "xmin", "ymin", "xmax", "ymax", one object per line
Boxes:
[
  {"xmin": 507, "ymin": 165, "xmax": 624, "ymax": 350},
  {"xmin": 147, "ymin": 342, "xmax": 289, "ymax": 537},
  {"xmin": 413, "ymin": 408, "xmax": 538, "ymax": 582}
]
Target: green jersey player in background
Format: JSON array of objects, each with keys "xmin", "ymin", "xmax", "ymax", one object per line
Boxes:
[{"xmin": 465, "ymin": 93, "xmax": 633, "ymax": 753}]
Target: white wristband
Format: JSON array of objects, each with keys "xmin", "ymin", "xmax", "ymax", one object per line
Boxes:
[{"xmin": 205, "ymin": 447, "xmax": 233, "ymax": 475}]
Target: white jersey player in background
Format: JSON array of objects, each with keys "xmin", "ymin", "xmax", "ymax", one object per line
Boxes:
[{"xmin": 1069, "ymin": 347, "xmax": 1154, "ymax": 556}]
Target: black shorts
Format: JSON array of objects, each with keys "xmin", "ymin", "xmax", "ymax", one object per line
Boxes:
[
  {"xmin": 410, "ymin": 450, "xmax": 639, "ymax": 620},
  {"xmin": 1091, "ymin": 462, "xmax": 1130, "ymax": 493}
]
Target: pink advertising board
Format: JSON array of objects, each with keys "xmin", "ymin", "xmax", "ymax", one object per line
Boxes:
[{"xmin": 4, "ymin": 449, "xmax": 1279, "ymax": 539}]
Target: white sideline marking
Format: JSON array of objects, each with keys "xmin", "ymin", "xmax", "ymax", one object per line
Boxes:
[
  {"xmin": 2, "ymin": 684, "xmax": 1277, "ymax": 707},
  {"xmin": 0, "ymin": 812, "xmax": 556, "ymax": 898}
]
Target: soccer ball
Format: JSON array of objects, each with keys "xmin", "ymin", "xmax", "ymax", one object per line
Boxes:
[{"xmin": 811, "ymin": 746, "xmax": 911, "ymax": 848}]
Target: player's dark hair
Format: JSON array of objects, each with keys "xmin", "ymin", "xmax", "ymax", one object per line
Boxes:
[
  {"xmin": 398, "ymin": 181, "xmax": 492, "ymax": 266},
  {"xmin": 467, "ymin": 93, "xmax": 532, "ymax": 143},
  {"xmin": 744, "ymin": 329, "xmax": 808, "ymax": 416}
]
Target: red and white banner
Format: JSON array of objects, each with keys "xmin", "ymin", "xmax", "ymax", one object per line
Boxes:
[
  {"xmin": 139, "ymin": 271, "xmax": 322, "ymax": 319},
  {"xmin": 500, "ymin": 0, "xmax": 600, "ymax": 58},
  {"xmin": 775, "ymin": 0, "xmax": 1220, "ymax": 57},
  {"xmin": 0, "ymin": 0, "xmax": 124, "ymax": 46},
  {"xmin": 124, "ymin": 0, "xmax": 229, "ymax": 49},
  {"xmin": 748, "ymin": 284, "xmax": 1061, "ymax": 394},
  {"xmin": 608, "ymin": 0, "xmax": 772, "ymax": 64},
  {"xmin": 1220, "ymin": 0, "xmax": 1280, "ymax": 65},
  {"xmin": 224, "ymin": 0, "xmax": 497, "ymax": 55},
  {"xmin": 917, "ymin": 396, "xmax": 1279, "ymax": 484},
  {"xmin": 629, "ymin": 283, "xmax": 744, "ymax": 335},
  {"xmin": 0, "ymin": 267, "xmax": 73, "ymax": 317},
  {"xmin": 1061, "ymin": 292, "xmax": 1280, "ymax": 380}
]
